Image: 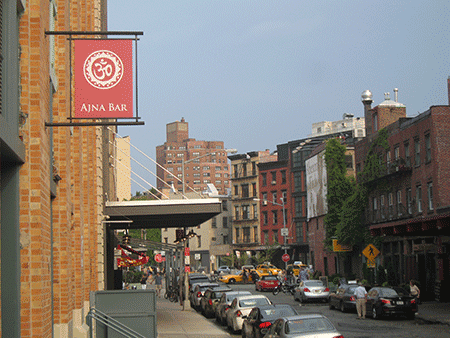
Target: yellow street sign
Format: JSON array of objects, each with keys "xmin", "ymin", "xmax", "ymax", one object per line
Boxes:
[
  {"xmin": 367, "ymin": 258, "xmax": 376, "ymax": 268},
  {"xmin": 362, "ymin": 244, "xmax": 380, "ymax": 259},
  {"xmin": 332, "ymin": 239, "xmax": 352, "ymax": 252}
]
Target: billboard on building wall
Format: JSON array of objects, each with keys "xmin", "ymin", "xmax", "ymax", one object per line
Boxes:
[
  {"xmin": 74, "ymin": 40, "xmax": 133, "ymax": 118},
  {"xmin": 305, "ymin": 152, "xmax": 328, "ymax": 219}
]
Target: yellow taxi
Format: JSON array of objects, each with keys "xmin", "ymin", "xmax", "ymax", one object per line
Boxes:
[
  {"xmin": 219, "ymin": 269, "xmax": 269, "ymax": 284},
  {"xmin": 255, "ymin": 263, "xmax": 282, "ymax": 276},
  {"xmin": 287, "ymin": 263, "xmax": 307, "ymax": 277}
]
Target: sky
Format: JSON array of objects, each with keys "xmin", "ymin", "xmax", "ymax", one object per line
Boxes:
[{"xmin": 107, "ymin": 0, "xmax": 450, "ymax": 195}]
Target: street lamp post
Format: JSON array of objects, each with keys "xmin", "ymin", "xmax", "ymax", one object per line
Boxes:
[{"xmin": 254, "ymin": 197, "xmax": 289, "ymax": 270}]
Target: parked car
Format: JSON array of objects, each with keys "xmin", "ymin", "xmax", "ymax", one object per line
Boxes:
[
  {"xmin": 218, "ymin": 266, "xmax": 231, "ymax": 274},
  {"xmin": 255, "ymin": 275, "xmax": 280, "ymax": 292},
  {"xmin": 365, "ymin": 286, "xmax": 417, "ymax": 320},
  {"xmin": 189, "ymin": 282, "xmax": 219, "ymax": 310},
  {"xmin": 329, "ymin": 283, "xmax": 359, "ymax": 312},
  {"xmin": 188, "ymin": 274, "xmax": 210, "ymax": 292},
  {"xmin": 225, "ymin": 294, "xmax": 271, "ymax": 333},
  {"xmin": 256, "ymin": 263, "xmax": 282, "ymax": 276},
  {"xmin": 215, "ymin": 290, "xmax": 252, "ymax": 325},
  {"xmin": 241, "ymin": 304, "xmax": 298, "ymax": 338},
  {"xmin": 219, "ymin": 269, "xmax": 269, "ymax": 284},
  {"xmin": 293, "ymin": 280, "xmax": 330, "ymax": 303},
  {"xmin": 264, "ymin": 314, "xmax": 344, "ymax": 338},
  {"xmin": 242, "ymin": 264, "xmax": 255, "ymax": 271},
  {"xmin": 199, "ymin": 286, "xmax": 231, "ymax": 318}
]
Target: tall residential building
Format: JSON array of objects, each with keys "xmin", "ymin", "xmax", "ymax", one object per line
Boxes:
[
  {"xmin": 228, "ymin": 150, "xmax": 277, "ymax": 258},
  {"xmin": 156, "ymin": 118, "xmax": 231, "ymax": 195}
]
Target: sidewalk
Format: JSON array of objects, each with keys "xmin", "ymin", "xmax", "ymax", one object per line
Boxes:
[
  {"xmin": 415, "ymin": 301, "xmax": 450, "ymax": 326},
  {"xmin": 156, "ymin": 297, "xmax": 232, "ymax": 338}
]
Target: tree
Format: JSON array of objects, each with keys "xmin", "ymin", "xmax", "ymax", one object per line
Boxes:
[{"xmin": 324, "ymin": 138, "xmax": 355, "ymax": 248}]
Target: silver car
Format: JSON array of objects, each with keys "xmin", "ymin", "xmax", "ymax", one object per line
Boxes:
[
  {"xmin": 215, "ymin": 290, "xmax": 252, "ymax": 325},
  {"xmin": 225, "ymin": 295, "xmax": 271, "ymax": 333},
  {"xmin": 264, "ymin": 314, "xmax": 343, "ymax": 338},
  {"xmin": 189, "ymin": 282, "xmax": 219, "ymax": 310},
  {"xmin": 293, "ymin": 280, "xmax": 330, "ymax": 303}
]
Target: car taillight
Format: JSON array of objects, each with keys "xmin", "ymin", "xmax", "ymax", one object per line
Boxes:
[
  {"xmin": 332, "ymin": 335, "xmax": 344, "ymax": 338},
  {"xmin": 259, "ymin": 322, "xmax": 272, "ymax": 329},
  {"xmin": 411, "ymin": 299, "xmax": 416, "ymax": 304},
  {"xmin": 225, "ymin": 306, "xmax": 230, "ymax": 312},
  {"xmin": 325, "ymin": 288, "xmax": 330, "ymax": 292},
  {"xmin": 209, "ymin": 299, "xmax": 213, "ymax": 306},
  {"xmin": 381, "ymin": 298, "xmax": 391, "ymax": 305},
  {"xmin": 236, "ymin": 310, "xmax": 242, "ymax": 317},
  {"xmin": 197, "ymin": 292, "xmax": 202, "ymax": 298},
  {"xmin": 304, "ymin": 288, "xmax": 310, "ymax": 292},
  {"xmin": 349, "ymin": 296, "xmax": 355, "ymax": 301}
]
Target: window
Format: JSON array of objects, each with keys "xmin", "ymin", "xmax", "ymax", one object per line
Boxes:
[
  {"xmin": 272, "ymin": 191, "xmax": 277, "ymax": 204},
  {"xmin": 253, "ymin": 204, "xmax": 257, "ymax": 219},
  {"xmin": 235, "ymin": 228, "xmax": 240, "ymax": 243},
  {"xmin": 234, "ymin": 164, "xmax": 239, "ymax": 178},
  {"xmin": 223, "ymin": 235, "xmax": 229, "ymax": 244},
  {"xmin": 394, "ymin": 146, "xmax": 400, "ymax": 161},
  {"xmin": 405, "ymin": 142, "xmax": 410, "ymax": 167},
  {"xmin": 215, "ymin": 180, "xmax": 222, "ymax": 185},
  {"xmin": 223, "ymin": 216, "xmax": 228, "ymax": 228},
  {"xmin": 203, "ymin": 172, "xmax": 210, "ymax": 177},
  {"xmin": 215, "ymin": 166, "xmax": 221, "ymax": 171},
  {"xmin": 273, "ymin": 230, "xmax": 279, "ymax": 244},
  {"xmin": 242, "ymin": 163, "xmax": 247, "ymax": 177},
  {"xmin": 177, "ymin": 153, "xmax": 184, "ymax": 157},
  {"xmin": 252, "ymin": 162, "xmax": 257, "ymax": 176},
  {"xmin": 295, "ymin": 197, "xmax": 302, "ymax": 217},
  {"xmin": 262, "ymin": 192, "xmax": 267, "ymax": 202},
  {"xmin": 254, "ymin": 227, "xmax": 258, "ymax": 243},
  {"xmin": 234, "ymin": 185, "xmax": 239, "ymax": 196},
  {"xmin": 242, "ymin": 205, "xmax": 249, "ymax": 220},
  {"xmin": 193, "ymin": 152, "xmax": 200, "ymax": 157},
  {"xmin": 425, "ymin": 134, "xmax": 431, "ymax": 163},
  {"xmin": 197, "ymin": 236, "xmax": 201, "ymax": 248},
  {"xmin": 193, "ymin": 173, "xmax": 200, "ymax": 177},
  {"xmin": 282, "ymin": 190, "xmax": 287, "ymax": 204},
  {"xmin": 271, "ymin": 172, "xmax": 277, "ymax": 184},
  {"xmin": 215, "ymin": 173, "xmax": 221, "ymax": 177},
  {"xmin": 373, "ymin": 197, "xmax": 378, "ymax": 211},
  {"xmin": 414, "ymin": 138, "xmax": 420, "ymax": 166},
  {"xmin": 427, "ymin": 182, "xmax": 433, "ymax": 211},
  {"xmin": 416, "ymin": 185, "xmax": 422, "ymax": 213},
  {"xmin": 263, "ymin": 231, "xmax": 269, "ymax": 245},
  {"xmin": 193, "ymin": 180, "xmax": 200, "ymax": 184},
  {"xmin": 397, "ymin": 190, "xmax": 402, "ymax": 215},
  {"xmin": 211, "ymin": 217, "xmax": 217, "ymax": 228},
  {"xmin": 262, "ymin": 173, "xmax": 267, "ymax": 186},
  {"xmin": 373, "ymin": 112, "xmax": 378, "ymax": 132},
  {"xmin": 203, "ymin": 166, "xmax": 210, "ymax": 170},
  {"xmin": 272, "ymin": 210, "xmax": 278, "ymax": 224},
  {"xmin": 243, "ymin": 227, "xmax": 250, "ymax": 243},
  {"xmin": 386, "ymin": 151, "xmax": 391, "ymax": 168},
  {"xmin": 345, "ymin": 155, "xmax": 353, "ymax": 169},
  {"xmin": 262, "ymin": 211, "xmax": 268, "ymax": 225},
  {"xmin": 234, "ymin": 206, "xmax": 239, "ymax": 220},
  {"xmin": 388, "ymin": 192, "xmax": 393, "ymax": 206},
  {"xmin": 294, "ymin": 172, "xmax": 302, "ymax": 190},
  {"xmin": 193, "ymin": 166, "xmax": 200, "ymax": 171},
  {"xmin": 203, "ymin": 180, "xmax": 210, "ymax": 184},
  {"xmin": 241, "ymin": 184, "xmax": 249, "ymax": 198},
  {"xmin": 407, "ymin": 188, "xmax": 412, "ymax": 214},
  {"xmin": 281, "ymin": 170, "xmax": 286, "ymax": 184},
  {"xmin": 252, "ymin": 183, "xmax": 257, "ymax": 197}
]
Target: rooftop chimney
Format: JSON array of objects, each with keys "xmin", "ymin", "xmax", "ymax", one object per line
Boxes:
[
  {"xmin": 393, "ymin": 88, "xmax": 398, "ymax": 102},
  {"xmin": 361, "ymin": 90, "xmax": 373, "ymax": 137}
]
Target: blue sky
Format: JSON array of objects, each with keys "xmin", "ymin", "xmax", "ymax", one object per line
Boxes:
[{"xmin": 108, "ymin": 1, "xmax": 450, "ymax": 194}]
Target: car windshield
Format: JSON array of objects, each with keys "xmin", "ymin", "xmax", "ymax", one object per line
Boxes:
[
  {"xmin": 262, "ymin": 276, "xmax": 278, "ymax": 281},
  {"xmin": 346, "ymin": 286, "xmax": 358, "ymax": 294},
  {"xmin": 226, "ymin": 292, "xmax": 250, "ymax": 302},
  {"xmin": 304, "ymin": 281, "xmax": 324, "ymax": 287},
  {"xmin": 239, "ymin": 298, "xmax": 270, "ymax": 307},
  {"xmin": 392, "ymin": 287, "xmax": 410, "ymax": 297},
  {"xmin": 286, "ymin": 317, "xmax": 335, "ymax": 334},
  {"xmin": 261, "ymin": 307, "xmax": 296, "ymax": 320}
]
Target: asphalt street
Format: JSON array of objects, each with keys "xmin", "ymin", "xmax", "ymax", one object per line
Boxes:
[{"xmin": 203, "ymin": 282, "xmax": 450, "ymax": 338}]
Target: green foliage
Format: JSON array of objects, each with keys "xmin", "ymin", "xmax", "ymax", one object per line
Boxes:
[
  {"xmin": 324, "ymin": 138, "xmax": 356, "ymax": 247},
  {"xmin": 358, "ymin": 128, "xmax": 389, "ymax": 185},
  {"xmin": 254, "ymin": 242, "xmax": 279, "ymax": 265},
  {"xmin": 123, "ymin": 269, "xmax": 144, "ymax": 283},
  {"xmin": 377, "ymin": 265, "xmax": 387, "ymax": 285}
]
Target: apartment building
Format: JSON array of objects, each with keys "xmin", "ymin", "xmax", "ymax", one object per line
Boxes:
[
  {"xmin": 156, "ymin": 118, "xmax": 232, "ymax": 195},
  {"xmin": 356, "ymin": 88, "xmax": 450, "ymax": 301},
  {"xmin": 228, "ymin": 150, "xmax": 277, "ymax": 257}
]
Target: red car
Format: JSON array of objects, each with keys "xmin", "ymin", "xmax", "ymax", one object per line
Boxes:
[{"xmin": 255, "ymin": 275, "xmax": 280, "ymax": 292}]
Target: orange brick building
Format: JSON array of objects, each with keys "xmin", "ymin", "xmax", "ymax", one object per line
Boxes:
[{"xmin": 1, "ymin": 1, "xmax": 112, "ymax": 337}]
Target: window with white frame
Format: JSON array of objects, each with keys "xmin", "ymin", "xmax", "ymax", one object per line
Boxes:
[
  {"xmin": 425, "ymin": 134, "xmax": 431, "ymax": 163},
  {"xmin": 416, "ymin": 185, "xmax": 422, "ymax": 213},
  {"xmin": 193, "ymin": 180, "xmax": 200, "ymax": 184},
  {"xmin": 427, "ymin": 182, "xmax": 433, "ymax": 210},
  {"xmin": 407, "ymin": 188, "xmax": 412, "ymax": 214},
  {"xmin": 388, "ymin": 192, "xmax": 393, "ymax": 206},
  {"xmin": 414, "ymin": 138, "xmax": 420, "ymax": 166},
  {"xmin": 272, "ymin": 210, "xmax": 278, "ymax": 224},
  {"xmin": 177, "ymin": 153, "xmax": 184, "ymax": 157},
  {"xmin": 397, "ymin": 190, "xmax": 402, "ymax": 215}
]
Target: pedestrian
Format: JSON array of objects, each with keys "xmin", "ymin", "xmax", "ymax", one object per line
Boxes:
[
  {"xmin": 410, "ymin": 280, "xmax": 421, "ymax": 307},
  {"xmin": 140, "ymin": 272, "xmax": 148, "ymax": 290},
  {"xmin": 243, "ymin": 268, "xmax": 249, "ymax": 284},
  {"xmin": 299, "ymin": 266, "xmax": 309, "ymax": 283},
  {"xmin": 153, "ymin": 272, "xmax": 163, "ymax": 297},
  {"xmin": 355, "ymin": 281, "xmax": 367, "ymax": 319}
]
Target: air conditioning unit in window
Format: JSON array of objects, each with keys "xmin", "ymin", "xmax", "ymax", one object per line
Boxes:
[
  {"xmin": 271, "ymin": 181, "xmax": 276, "ymax": 185},
  {"xmin": 263, "ymin": 200, "xmax": 268, "ymax": 206}
]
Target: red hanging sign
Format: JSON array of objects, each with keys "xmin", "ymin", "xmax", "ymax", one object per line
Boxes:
[
  {"xmin": 74, "ymin": 40, "xmax": 133, "ymax": 118},
  {"xmin": 116, "ymin": 244, "xmax": 149, "ymax": 268}
]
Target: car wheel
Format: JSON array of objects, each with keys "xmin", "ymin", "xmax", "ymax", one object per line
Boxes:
[
  {"xmin": 340, "ymin": 301, "xmax": 346, "ymax": 313},
  {"xmin": 407, "ymin": 312, "xmax": 415, "ymax": 320},
  {"xmin": 329, "ymin": 301, "xmax": 335, "ymax": 310},
  {"xmin": 229, "ymin": 278, "xmax": 236, "ymax": 284}
]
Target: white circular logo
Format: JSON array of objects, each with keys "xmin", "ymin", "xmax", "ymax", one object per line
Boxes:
[{"xmin": 83, "ymin": 50, "xmax": 124, "ymax": 89}]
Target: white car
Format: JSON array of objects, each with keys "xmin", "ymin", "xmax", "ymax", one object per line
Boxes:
[
  {"xmin": 189, "ymin": 282, "xmax": 219, "ymax": 310},
  {"xmin": 225, "ymin": 294, "xmax": 271, "ymax": 333},
  {"xmin": 293, "ymin": 280, "xmax": 330, "ymax": 303}
]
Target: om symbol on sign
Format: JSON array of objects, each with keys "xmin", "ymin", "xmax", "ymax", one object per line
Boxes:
[{"xmin": 83, "ymin": 50, "xmax": 124, "ymax": 89}]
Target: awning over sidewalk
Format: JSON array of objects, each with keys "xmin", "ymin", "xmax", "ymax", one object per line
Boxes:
[{"xmin": 104, "ymin": 198, "xmax": 222, "ymax": 229}]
